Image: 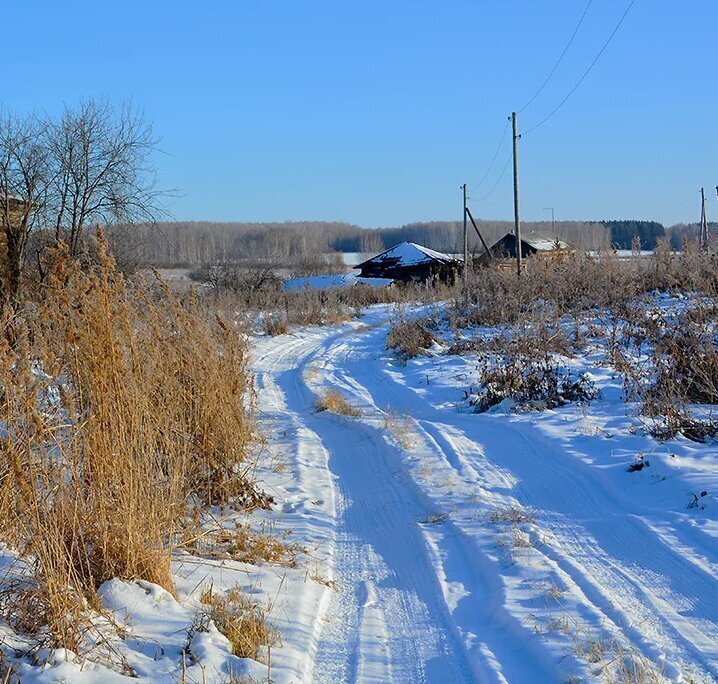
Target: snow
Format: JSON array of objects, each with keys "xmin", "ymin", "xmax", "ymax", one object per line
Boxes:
[
  {"xmin": 6, "ymin": 301, "xmax": 718, "ymax": 683},
  {"xmin": 356, "ymin": 242, "xmax": 459, "ymax": 268},
  {"xmin": 282, "ymin": 273, "xmax": 393, "ymax": 292}
]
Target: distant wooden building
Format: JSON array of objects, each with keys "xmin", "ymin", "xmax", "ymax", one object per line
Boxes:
[
  {"xmin": 355, "ymin": 242, "xmax": 461, "ymax": 284},
  {"xmin": 0, "ymin": 194, "xmax": 28, "ymax": 227},
  {"xmin": 487, "ymin": 231, "xmax": 575, "ymax": 262}
]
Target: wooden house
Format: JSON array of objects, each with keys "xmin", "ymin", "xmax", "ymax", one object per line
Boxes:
[
  {"xmin": 355, "ymin": 242, "xmax": 461, "ymax": 284},
  {"xmin": 0, "ymin": 194, "xmax": 28, "ymax": 228},
  {"xmin": 487, "ymin": 231, "xmax": 575, "ymax": 262}
]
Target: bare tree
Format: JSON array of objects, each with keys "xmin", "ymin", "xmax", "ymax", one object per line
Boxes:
[
  {"xmin": 0, "ymin": 111, "xmax": 51, "ymax": 305},
  {"xmin": 48, "ymin": 99, "xmax": 165, "ymax": 257},
  {"xmin": 0, "ymin": 99, "xmax": 167, "ymax": 305}
]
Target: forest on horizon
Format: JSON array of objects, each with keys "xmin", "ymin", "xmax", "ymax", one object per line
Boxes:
[{"xmin": 135, "ymin": 218, "xmax": 711, "ymax": 268}]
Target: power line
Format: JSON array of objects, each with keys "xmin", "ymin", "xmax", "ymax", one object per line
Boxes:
[
  {"xmin": 517, "ymin": 0, "xmax": 594, "ymax": 114},
  {"xmin": 472, "ymin": 151, "xmax": 512, "ymax": 203},
  {"xmin": 470, "ymin": 119, "xmax": 510, "ymax": 192},
  {"xmin": 523, "ymin": 0, "xmax": 636, "ymax": 136}
]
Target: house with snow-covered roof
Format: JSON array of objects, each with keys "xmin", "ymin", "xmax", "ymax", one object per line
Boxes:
[
  {"xmin": 355, "ymin": 242, "xmax": 461, "ymax": 284},
  {"xmin": 487, "ymin": 230, "xmax": 575, "ymax": 262}
]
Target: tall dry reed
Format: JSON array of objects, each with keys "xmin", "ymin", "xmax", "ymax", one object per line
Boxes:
[{"xmin": 0, "ymin": 231, "xmax": 258, "ymax": 650}]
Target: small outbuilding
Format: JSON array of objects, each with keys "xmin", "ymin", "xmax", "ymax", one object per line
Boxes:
[
  {"xmin": 487, "ymin": 231, "xmax": 574, "ymax": 261},
  {"xmin": 355, "ymin": 242, "xmax": 461, "ymax": 284},
  {"xmin": 0, "ymin": 194, "xmax": 29, "ymax": 227}
]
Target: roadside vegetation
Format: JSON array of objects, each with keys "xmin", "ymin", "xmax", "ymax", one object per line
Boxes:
[
  {"xmin": 382, "ymin": 244, "xmax": 718, "ymax": 440},
  {"xmin": 315, "ymin": 389, "xmax": 363, "ymax": 417},
  {"xmin": 0, "ymin": 234, "xmax": 266, "ymax": 658}
]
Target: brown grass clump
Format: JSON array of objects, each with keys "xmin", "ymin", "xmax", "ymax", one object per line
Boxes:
[
  {"xmin": 0, "ymin": 231, "xmax": 259, "ymax": 651},
  {"xmin": 200, "ymin": 585, "xmax": 279, "ymax": 662},
  {"xmin": 183, "ymin": 520, "xmax": 299, "ymax": 567},
  {"xmin": 573, "ymin": 635, "xmax": 665, "ymax": 683},
  {"xmin": 263, "ymin": 315, "xmax": 289, "ymax": 336},
  {"xmin": 315, "ymin": 389, "xmax": 362, "ymax": 417},
  {"xmin": 216, "ymin": 524, "xmax": 298, "ymax": 567},
  {"xmin": 386, "ymin": 315, "xmax": 436, "ymax": 359}
]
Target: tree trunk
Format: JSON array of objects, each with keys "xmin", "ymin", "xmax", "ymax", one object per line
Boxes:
[{"xmin": 5, "ymin": 226, "xmax": 25, "ymax": 306}]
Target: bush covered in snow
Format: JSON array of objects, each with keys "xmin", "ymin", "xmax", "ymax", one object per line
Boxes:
[{"xmin": 472, "ymin": 356, "xmax": 598, "ymax": 413}]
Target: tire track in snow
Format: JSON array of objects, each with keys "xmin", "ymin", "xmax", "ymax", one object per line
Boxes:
[
  {"xmin": 254, "ymin": 324, "xmax": 482, "ymax": 683},
  {"xmin": 292, "ymin": 325, "xmax": 568, "ymax": 683},
  {"xmin": 274, "ymin": 328, "xmax": 478, "ymax": 683}
]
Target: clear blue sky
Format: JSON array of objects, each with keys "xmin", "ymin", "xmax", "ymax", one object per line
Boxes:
[{"xmin": 4, "ymin": 0, "xmax": 716, "ymax": 227}]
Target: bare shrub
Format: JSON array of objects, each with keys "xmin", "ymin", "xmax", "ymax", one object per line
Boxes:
[
  {"xmin": 386, "ymin": 314, "xmax": 436, "ymax": 359},
  {"xmin": 193, "ymin": 262, "xmax": 281, "ymax": 296},
  {"xmin": 472, "ymin": 356, "xmax": 597, "ymax": 413},
  {"xmin": 615, "ymin": 302, "xmax": 718, "ymax": 440},
  {"xmin": 263, "ymin": 315, "xmax": 289, "ymax": 336},
  {"xmin": 315, "ymin": 390, "xmax": 362, "ymax": 417}
]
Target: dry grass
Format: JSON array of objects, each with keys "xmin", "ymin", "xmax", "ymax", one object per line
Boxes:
[
  {"xmin": 489, "ymin": 505, "xmax": 536, "ymax": 524},
  {"xmin": 529, "ymin": 609, "xmax": 667, "ymax": 683},
  {"xmin": 382, "ymin": 406, "xmax": 416, "ymax": 450},
  {"xmin": 200, "ymin": 585, "xmax": 279, "ymax": 662},
  {"xmin": 386, "ymin": 314, "xmax": 436, "ymax": 359},
  {"xmin": 543, "ymin": 581, "xmax": 567, "ymax": 602},
  {"xmin": 315, "ymin": 389, "xmax": 362, "ymax": 417},
  {"xmin": 573, "ymin": 634, "xmax": 666, "ymax": 683},
  {"xmin": 263, "ymin": 315, "xmax": 289, "ymax": 336},
  {"xmin": 0, "ymin": 231, "xmax": 260, "ymax": 651},
  {"xmin": 215, "ymin": 524, "xmax": 299, "ymax": 567},
  {"xmin": 182, "ymin": 519, "xmax": 300, "ymax": 567}
]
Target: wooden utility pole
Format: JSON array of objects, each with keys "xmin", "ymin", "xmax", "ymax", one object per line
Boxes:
[
  {"xmin": 462, "ymin": 183, "xmax": 468, "ymax": 286},
  {"xmin": 700, "ymin": 187, "xmax": 708, "ymax": 250},
  {"xmin": 511, "ymin": 112, "xmax": 522, "ymax": 275}
]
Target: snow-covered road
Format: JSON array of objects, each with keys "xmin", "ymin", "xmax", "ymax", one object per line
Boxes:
[{"xmin": 252, "ymin": 309, "xmax": 718, "ymax": 683}]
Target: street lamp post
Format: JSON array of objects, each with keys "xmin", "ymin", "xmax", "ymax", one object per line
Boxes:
[{"xmin": 543, "ymin": 207, "xmax": 555, "ymax": 234}]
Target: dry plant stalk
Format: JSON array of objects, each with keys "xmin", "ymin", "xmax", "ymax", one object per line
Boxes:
[
  {"xmin": 315, "ymin": 389, "xmax": 362, "ymax": 417},
  {"xmin": 200, "ymin": 585, "xmax": 279, "ymax": 662},
  {"xmin": 0, "ymin": 231, "xmax": 258, "ymax": 651}
]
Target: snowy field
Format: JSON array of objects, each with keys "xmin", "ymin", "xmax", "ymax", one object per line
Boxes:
[{"xmin": 9, "ymin": 302, "xmax": 717, "ymax": 683}]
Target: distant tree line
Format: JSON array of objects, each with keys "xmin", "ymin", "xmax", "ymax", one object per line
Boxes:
[
  {"xmin": 600, "ymin": 221, "xmax": 665, "ymax": 250},
  {"xmin": 666, "ymin": 222, "xmax": 718, "ymax": 249},
  {"xmin": 133, "ymin": 217, "xmax": 718, "ymax": 269},
  {"xmin": 138, "ymin": 219, "xmax": 615, "ymax": 268}
]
